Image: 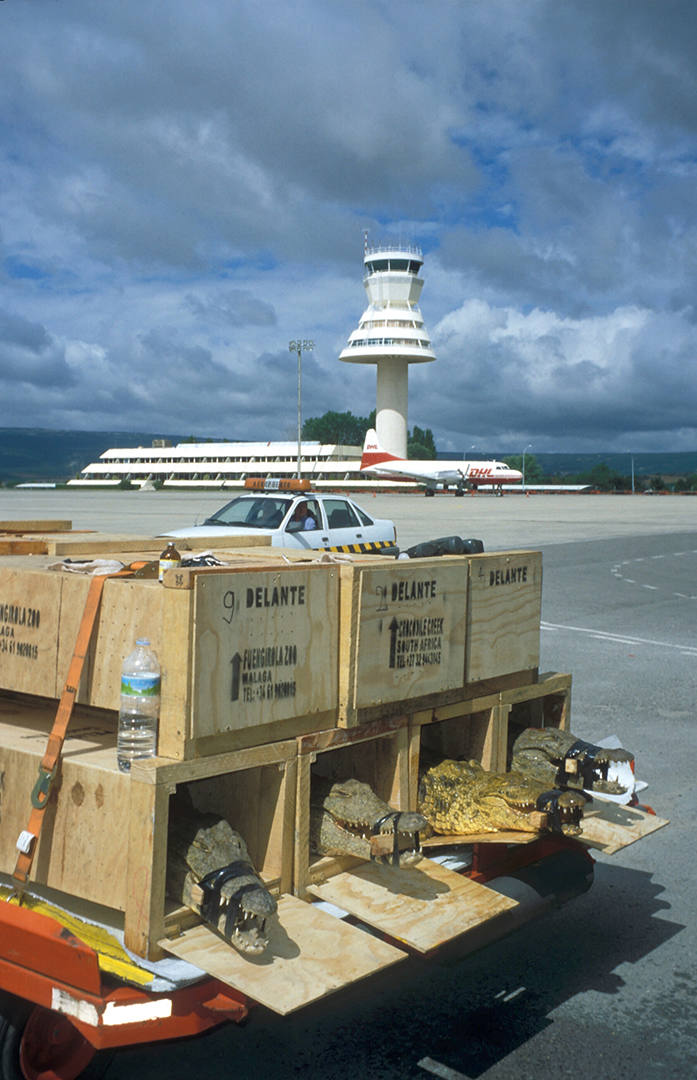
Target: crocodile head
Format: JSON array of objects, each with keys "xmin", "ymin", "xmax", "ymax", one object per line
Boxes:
[
  {"xmin": 511, "ymin": 727, "xmax": 635, "ymax": 798},
  {"xmin": 199, "ymin": 858, "xmax": 278, "ymax": 957},
  {"xmin": 418, "ymin": 759, "xmax": 586, "ymax": 837},
  {"xmin": 167, "ymin": 811, "xmax": 277, "ymax": 956},
  {"xmin": 311, "ymin": 777, "xmax": 427, "ymax": 865}
]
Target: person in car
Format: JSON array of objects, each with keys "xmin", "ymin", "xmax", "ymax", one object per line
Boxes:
[{"xmin": 291, "ymin": 501, "xmax": 317, "ymax": 530}]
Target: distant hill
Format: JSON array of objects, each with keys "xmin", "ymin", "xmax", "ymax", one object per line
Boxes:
[
  {"xmin": 0, "ymin": 428, "xmax": 192, "ymax": 484},
  {"xmin": 438, "ymin": 449, "xmax": 697, "ymax": 478},
  {"xmin": 526, "ymin": 451, "xmax": 697, "ymax": 479}
]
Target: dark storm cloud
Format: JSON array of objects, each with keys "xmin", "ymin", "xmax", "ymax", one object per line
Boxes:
[
  {"xmin": 0, "ymin": 0, "xmax": 696, "ymax": 450},
  {"xmin": 0, "ymin": 309, "xmax": 75, "ymax": 388},
  {"xmin": 417, "ymin": 299, "xmax": 697, "ymax": 451}
]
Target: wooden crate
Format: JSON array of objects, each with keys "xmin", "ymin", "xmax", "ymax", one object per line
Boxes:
[
  {"xmin": 0, "ymin": 562, "xmax": 184, "ymax": 721},
  {"xmin": 0, "ymin": 693, "xmax": 297, "ymax": 960},
  {"xmin": 0, "ymin": 695, "xmax": 409, "ymax": 1012},
  {"xmin": 337, "ymin": 556, "xmax": 469, "ymax": 726},
  {"xmin": 160, "ymin": 563, "xmax": 339, "ymax": 757},
  {"xmin": 0, "ymin": 519, "xmax": 73, "ymax": 534},
  {"xmin": 0, "ymin": 532, "xmax": 272, "ymax": 557},
  {"xmin": 0, "ymin": 521, "xmax": 92, "ymax": 557},
  {"xmin": 466, "ymin": 550, "xmax": 542, "ymax": 683},
  {"xmin": 46, "ymin": 534, "xmax": 273, "ymax": 556},
  {"xmin": 0, "ymin": 558, "xmax": 340, "ymax": 758}
]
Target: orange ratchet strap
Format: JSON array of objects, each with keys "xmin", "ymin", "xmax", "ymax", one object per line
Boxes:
[{"xmin": 13, "ymin": 573, "xmax": 110, "ymax": 887}]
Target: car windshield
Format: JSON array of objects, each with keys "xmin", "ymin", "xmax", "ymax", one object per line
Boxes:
[{"xmin": 202, "ymin": 496, "xmax": 292, "ymax": 528}]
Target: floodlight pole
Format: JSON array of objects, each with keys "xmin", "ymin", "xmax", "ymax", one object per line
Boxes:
[
  {"xmin": 289, "ymin": 339, "xmax": 314, "ymax": 479},
  {"xmin": 522, "ymin": 444, "xmax": 533, "ymax": 490}
]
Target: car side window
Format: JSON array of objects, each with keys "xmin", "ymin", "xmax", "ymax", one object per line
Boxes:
[
  {"xmin": 286, "ymin": 499, "xmax": 321, "ymax": 532},
  {"xmin": 324, "ymin": 498, "xmax": 360, "ymax": 529},
  {"xmin": 354, "ymin": 505, "xmax": 373, "ymax": 526}
]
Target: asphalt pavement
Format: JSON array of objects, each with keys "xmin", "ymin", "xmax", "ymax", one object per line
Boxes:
[
  {"xmin": 1, "ymin": 490, "xmax": 695, "ymax": 1078},
  {"xmin": 1, "ymin": 487, "xmax": 696, "ymax": 549}
]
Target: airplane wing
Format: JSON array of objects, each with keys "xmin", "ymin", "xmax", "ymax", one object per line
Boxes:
[{"xmin": 501, "ymin": 484, "xmax": 591, "ymax": 492}]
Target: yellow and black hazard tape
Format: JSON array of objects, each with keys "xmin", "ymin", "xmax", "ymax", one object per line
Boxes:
[{"xmin": 321, "ymin": 540, "xmax": 396, "ymax": 554}]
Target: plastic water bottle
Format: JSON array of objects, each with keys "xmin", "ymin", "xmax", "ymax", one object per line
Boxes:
[{"xmin": 117, "ymin": 638, "xmax": 160, "ymax": 772}]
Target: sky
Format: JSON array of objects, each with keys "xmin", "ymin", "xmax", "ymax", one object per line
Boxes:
[{"xmin": 1, "ymin": 0, "xmax": 697, "ymax": 454}]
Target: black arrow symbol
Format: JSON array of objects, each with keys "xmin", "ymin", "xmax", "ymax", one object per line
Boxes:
[
  {"xmin": 230, "ymin": 653, "xmax": 241, "ymax": 701},
  {"xmin": 388, "ymin": 617, "xmax": 399, "ymax": 669}
]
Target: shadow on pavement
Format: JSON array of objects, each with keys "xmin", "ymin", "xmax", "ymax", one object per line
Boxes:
[{"xmin": 103, "ymin": 862, "xmax": 683, "ymax": 1079}]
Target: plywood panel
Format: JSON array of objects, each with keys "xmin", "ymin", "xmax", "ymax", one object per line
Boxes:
[
  {"xmin": 192, "ymin": 567, "xmax": 339, "ymax": 738},
  {"xmin": 0, "ymin": 563, "xmax": 172, "ymax": 709},
  {"xmin": 340, "ymin": 558, "xmax": 468, "ymax": 724},
  {"xmin": 0, "ymin": 520, "xmax": 72, "ymax": 532},
  {"xmin": 0, "ymin": 541, "xmax": 48, "ymax": 555},
  {"xmin": 0, "ymin": 567, "xmax": 63, "ymax": 696},
  {"xmin": 160, "ymin": 893, "xmax": 405, "ymax": 1014},
  {"xmin": 308, "ymin": 857, "xmax": 517, "ymax": 953},
  {"xmin": 580, "ymin": 802, "xmax": 669, "ymax": 854},
  {"xmin": 0, "ymin": 699, "xmax": 129, "ymax": 910},
  {"xmin": 467, "ymin": 551, "xmax": 542, "ymax": 682},
  {"xmin": 93, "ymin": 578, "xmax": 166, "ymax": 709}
]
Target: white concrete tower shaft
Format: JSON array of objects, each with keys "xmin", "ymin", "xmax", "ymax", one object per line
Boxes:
[{"xmin": 339, "ymin": 243, "xmax": 436, "ymax": 458}]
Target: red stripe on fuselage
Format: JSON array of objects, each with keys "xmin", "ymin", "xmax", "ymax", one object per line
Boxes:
[{"xmin": 360, "ymin": 446, "xmax": 402, "ymax": 468}]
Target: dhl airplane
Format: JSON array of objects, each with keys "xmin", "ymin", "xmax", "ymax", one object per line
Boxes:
[{"xmin": 360, "ymin": 429, "xmax": 523, "ymax": 496}]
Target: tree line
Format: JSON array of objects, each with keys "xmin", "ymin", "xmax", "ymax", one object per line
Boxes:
[
  {"xmin": 506, "ymin": 457, "xmax": 697, "ymax": 491},
  {"xmin": 302, "ymin": 410, "xmax": 436, "ymax": 459}
]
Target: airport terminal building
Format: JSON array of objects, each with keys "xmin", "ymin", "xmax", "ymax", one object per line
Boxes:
[{"xmin": 67, "ymin": 439, "xmax": 375, "ymax": 490}]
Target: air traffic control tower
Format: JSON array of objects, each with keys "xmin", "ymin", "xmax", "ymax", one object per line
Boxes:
[{"xmin": 339, "ymin": 240, "xmax": 436, "ymax": 458}]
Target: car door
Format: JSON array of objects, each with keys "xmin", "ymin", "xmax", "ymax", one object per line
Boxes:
[
  {"xmin": 319, "ymin": 497, "xmax": 366, "ymax": 549},
  {"xmin": 275, "ymin": 497, "xmax": 326, "ymax": 549}
]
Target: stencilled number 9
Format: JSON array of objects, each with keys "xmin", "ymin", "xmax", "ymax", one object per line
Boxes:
[{"xmin": 222, "ymin": 590, "xmax": 235, "ymax": 624}]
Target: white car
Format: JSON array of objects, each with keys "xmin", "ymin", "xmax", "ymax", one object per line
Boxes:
[{"xmin": 162, "ymin": 489, "xmax": 397, "ymax": 553}]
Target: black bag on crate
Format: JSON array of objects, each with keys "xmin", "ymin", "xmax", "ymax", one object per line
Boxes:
[{"xmin": 404, "ymin": 535, "xmax": 485, "ymax": 559}]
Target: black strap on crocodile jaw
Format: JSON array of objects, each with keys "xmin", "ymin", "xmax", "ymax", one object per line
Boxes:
[
  {"xmin": 372, "ymin": 811, "xmax": 401, "ymax": 865},
  {"xmin": 371, "ymin": 812, "xmax": 420, "ymax": 866},
  {"xmin": 565, "ymin": 738, "xmax": 607, "ymax": 788},
  {"xmin": 537, "ymin": 788, "xmax": 590, "ymax": 834},
  {"xmin": 198, "ymin": 860, "xmax": 262, "ymax": 938},
  {"xmin": 536, "ymin": 790, "xmax": 567, "ymax": 834}
]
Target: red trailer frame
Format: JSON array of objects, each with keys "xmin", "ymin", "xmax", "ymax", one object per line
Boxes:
[
  {"xmin": 0, "ymin": 898, "xmax": 249, "ymax": 1080},
  {"xmin": 0, "ymin": 837, "xmax": 595, "ymax": 1079}
]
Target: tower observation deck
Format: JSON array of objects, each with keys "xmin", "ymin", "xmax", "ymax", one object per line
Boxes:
[{"xmin": 338, "ymin": 242, "xmax": 436, "ymax": 458}]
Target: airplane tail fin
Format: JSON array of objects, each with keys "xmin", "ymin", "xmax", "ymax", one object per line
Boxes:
[{"xmin": 361, "ymin": 429, "xmax": 403, "ymax": 470}]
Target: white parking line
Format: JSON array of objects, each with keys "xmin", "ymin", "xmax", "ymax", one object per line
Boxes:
[
  {"xmin": 418, "ymin": 1058, "xmax": 469, "ymax": 1080},
  {"xmin": 542, "ymin": 621, "xmax": 697, "ymax": 656}
]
